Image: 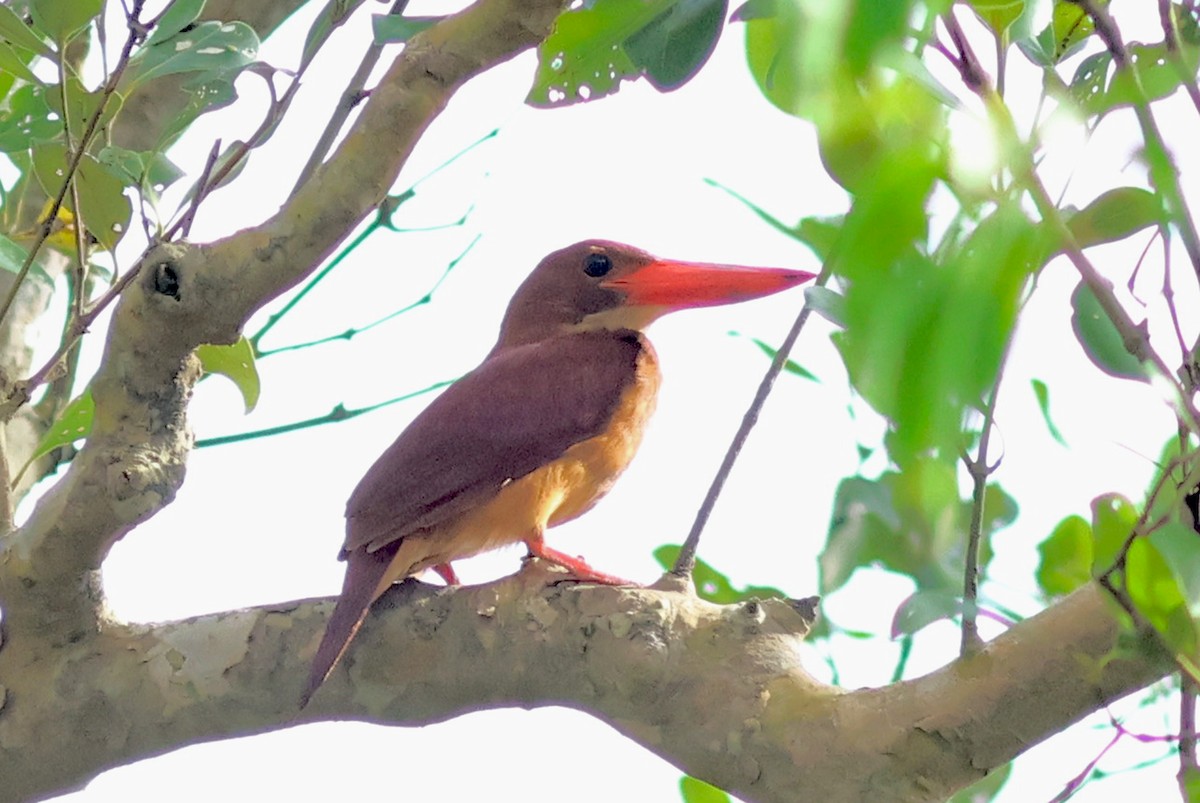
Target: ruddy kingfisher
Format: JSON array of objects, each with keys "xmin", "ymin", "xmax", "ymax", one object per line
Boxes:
[{"xmin": 302, "ymin": 239, "xmax": 814, "ymax": 704}]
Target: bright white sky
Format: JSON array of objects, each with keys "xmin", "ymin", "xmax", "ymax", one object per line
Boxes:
[{"xmin": 25, "ymin": 0, "xmax": 1195, "ymax": 800}]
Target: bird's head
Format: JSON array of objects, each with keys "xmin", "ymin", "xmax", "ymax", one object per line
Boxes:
[{"xmin": 496, "ymin": 239, "xmax": 816, "ymax": 348}]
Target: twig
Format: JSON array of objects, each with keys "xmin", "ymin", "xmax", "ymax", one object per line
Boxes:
[
  {"xmin": 942, "ymin": 9, "xmax": 992, "ymax": 93},
  {"xmin": 672, "ymin": 263, "xmax": 832, "ymax": 577},
  {"xmin": 1180, "ymin": 675, "xmax": 1198, "ymax": 801},
  {"xmin": 959, "ymin": 339, "xmax": 1013, "ymax": 656},
  {"xmin": 9, "ymin": 245, "xmax": 157, "ymax": 412},
  {"xmin": 292, "ymin": 0, "xmax": 413, "ymax": 194},
  {"xmin": 194, "ymin": 379, "xmax": 454, "ymax": 448},
  {"xmin": 0, "ymin": 423, "xmax": 13, "ymax": 535},
  {"xmin": 1070, "ymin": 0, "xmax": 1200, "ymax": 282},
  {"xmin": 0, "ymin": 0, "xmax": 146, "ymax": 333},
  {"xmin": 1159, "ymin": 0, "xmax": 1200, "ymax": 119},
  {"xmin": 176, "ymin": 139, "xmax": 222, "ymax": 240}
]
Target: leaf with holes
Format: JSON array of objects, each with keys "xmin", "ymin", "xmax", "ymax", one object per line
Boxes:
[
  {"xmin": 125, "ymin": 20, "xmax": 259, "ymax": 89},
  {"xmin": 1069, "ymin": 282, "xmax": 1147, "ymax": 381},
  {"xmin": 0, "ymin": 83, "xmax": 60, "ymax": 152},
  {"xmin": 145, "ymin": 0, "xmax": 207, "ymax": 47},
  {"xmin": 32, "ymin": 145, "xmax": 132, "ymax": 252},
  {"xmin": 1088, "ymin": 38, "xmax": 1200, "ymax": 115},
  {"xmin": 197, "ymin": 337, "xmax": 261, "ymax": 413},
  {"xmin": 528, "ymin": 0, "xmax": 671, "ymax": 106}
]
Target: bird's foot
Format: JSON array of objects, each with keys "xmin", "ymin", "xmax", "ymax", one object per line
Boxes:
[
  {"xmin": 522, "ymin": 540, "xmax": 636, "ymax": 586},
  {"xmin": 432, "ymin": 562, "xmax": 461, "ymax": 585}
]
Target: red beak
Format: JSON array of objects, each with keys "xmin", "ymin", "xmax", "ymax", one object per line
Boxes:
[{"xmin": 601, "ymin": 259, "xmax": 816, "ymax": 310}]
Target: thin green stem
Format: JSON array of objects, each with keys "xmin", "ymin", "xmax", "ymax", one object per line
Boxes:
[
  {"xmin": 194, "ymin": 379, "xmax": 455, "ymax": 448},
  {"xmin": 959, "ymin": 335, "xmax": 1014, "ymax": 656},
  {"xmin": 257, "ymin": 234, "xmax": 479, "ymax": 358}
]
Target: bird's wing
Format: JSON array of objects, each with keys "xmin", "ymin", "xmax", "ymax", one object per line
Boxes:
[{"xmin": 342, "ymin": 329, "xmax": 646, "ymax": 554}]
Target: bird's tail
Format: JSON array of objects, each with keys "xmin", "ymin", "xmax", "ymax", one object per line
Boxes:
[{"xmin": 300, "ymin": 544, "xmax": 397, "ymax": 707}]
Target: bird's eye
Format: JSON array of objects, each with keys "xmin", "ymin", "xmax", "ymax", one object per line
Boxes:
[{"xmin": 583, "ymin": 253, "xmax": 613, "ymax": 278}]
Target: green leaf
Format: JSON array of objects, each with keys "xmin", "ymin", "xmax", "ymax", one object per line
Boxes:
[
  {"xmin": 29, "ymin": 0, "xmax": 102, "ymax": 45},
  {"xmin": 969, "ymin": 0, "xmax": 1027, "ymax": 39},
  {"xmin": 891, "ymin": 589, "xmax": 960, "ymax": 638},
  {"xmin": 731, "ymin": 331, "xmax": 817, "ymax": 381},
  {"xmin": 0, "ymin": 4, "xmax": 54, "ymax": 56},
  {"xmin": 1017, "ymin": 0, "xmax": 1097, "ymax": 66},
  {"xmin": 0, "ymin": 234, "xmax": 28, "ymax": 275},
  {"xmin": 0, "ymin": 41, "xmax": 40, "ymax": 82},
  {"xmin": 196, "ymin": 337, "xmax": 260, "ymax": 413},
  {"xmin": 372, "ymin": 14, "xmax": 442, "ymax": 44},
  {"xmin": 1099, "ymin": 39, "xmax": 1200, "ymax": 114},
  {"xmin": 32, "ymin": 145, "xmax": 133, "ymax": 252},
  {"xmin": 947, "ymin": 762, "xmax": 1012, "ymax": 803},
  {"xmin": 1030, "ymin": 378, "xmax": 1067, "ymax": 446},
  {"xmin": 838, "ymin": 202, "xmax": 1034, "ymax": 463},
  {"xmin": 1126, "ymin": 536, "xmax": 1197, "ymax": 655},
  {"xmin": 804, "ymin": 285, "xmax": 844, "ymax": 329},
  {"xmin": 625, "ymin": 0, "xmax": 726, "ymax": 91},
  {"xmin": 301, "ymin": 0, "xmax": 368, "ymax": 70},
  {"xmin": 744, "ymin": 0, "xmax": 851, "ymax": 116},
  {"xmin": 19, "ymin": 391, "xmax": 94, "ymax": 480},
  {"xmin": 145, "ymin": 0, "xmax": 208, "ymax": 48},
  {"xmin": 701, "ymin": 179, "xmax": 844, "ymax": 259},
  {"xmin": 843, "ymin": 0, "xmax": 912, "ymax": 75},
  {"xmin": 96, "ymin": 146, "xmax": 186, "ymax": 192},
  {"xmin": 155, "ymin": 72, "xmax": 239, "ymax": 150},
  {"xmin": 1065, "ymin": 187, "xmax": 1162, "ymax": 250},
  {"xmin": 653, "ymin": 545, "xmax": 785, "ymax": 604},
  {"xmin": 45, "ymin": 75, "xmax": 125, "ymax": 148},
  {"xmin": 1091, "ymin": 493, "xmax": 1138, "ymax": 575},
  {"xmin": 1148, "ymin": 520, "xmax": 1200, "ymax": 610},
  {"xmin": 0, "ymin": 83, "xmax": 60, "ymax": 152},
  {"xmin": 528, "ymin": 0, "xmax": 668, "ymax": 106},
  {"xmin": 1068, "ymin": 51, "xmax": 1111, "ymax": 108},
  {"xmin": 1036, "ymin": 514, "xmax": 1092, "ymax": 596},
  {"xmin": 1069, "ymin": 282, "xmax": 1148, "ymax": 382},
  {"xmin": 1183, "ymin": 765, "xmax": 1200, "ymax": 803},
  {"xmin": 680, "ymin": 775, "xmax": 731, "ymax": 803},
  {"xmin": 125, "ymin": 20, "xmax": 259, "ymax": 89}
]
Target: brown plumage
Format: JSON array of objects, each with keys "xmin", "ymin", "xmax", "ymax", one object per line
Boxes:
[{"xmin": 302, "ymin": 240, "xmax": 814, "ymax": 705}]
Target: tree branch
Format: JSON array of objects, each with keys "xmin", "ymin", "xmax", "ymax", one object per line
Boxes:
[
  {"xmin": 0, "ymin": 574, "xmax": 1168, "ymax": 802},
  {"xmin": 0, "ymin": 0, "xmax": 569, "ymax": 641}
]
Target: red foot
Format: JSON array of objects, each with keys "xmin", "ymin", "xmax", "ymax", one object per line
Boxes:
[
  {"xmin": 432, "ymin": 563, "xmax": 460, "ymax": 585},
  {"xmin": 523, "ymin": 539, "xmax": 635, "ymax": 586}
]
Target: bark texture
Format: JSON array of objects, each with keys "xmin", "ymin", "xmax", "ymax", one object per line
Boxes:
[{"xmin": 0, "ymin": 0, "xmax": 1174, "ymax": 801}]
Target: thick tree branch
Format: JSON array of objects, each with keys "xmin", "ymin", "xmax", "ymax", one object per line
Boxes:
[
  {"xmin": 0, "ymin": 0, "xmax": 567, "ymax": 641},
  {"xmin": 0, "ymin": 575, "xmax": 1168, "ymax": 802}
]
